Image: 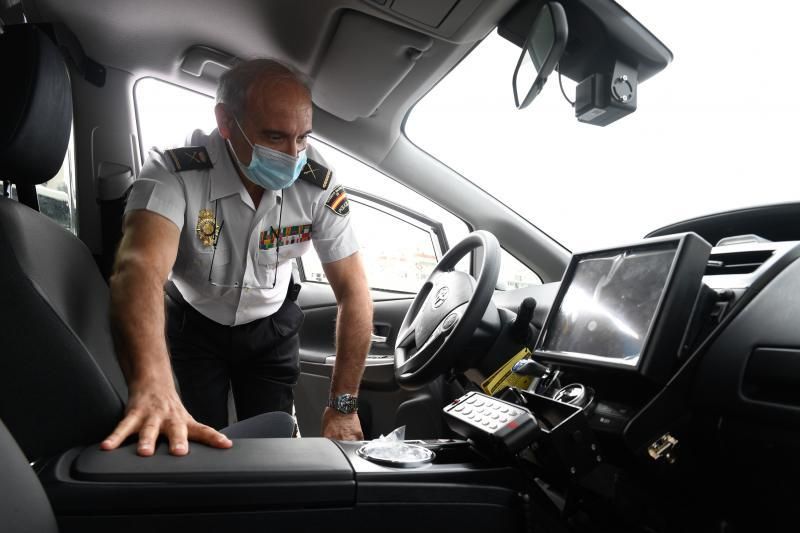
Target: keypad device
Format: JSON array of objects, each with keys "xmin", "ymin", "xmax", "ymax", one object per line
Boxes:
[{"xmin": 443, "ymin": 391, "xmax": 540, "ymax": 454}]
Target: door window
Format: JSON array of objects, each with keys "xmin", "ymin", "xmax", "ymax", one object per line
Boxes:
[
  {"xmin": 302, "ymin": 197, "xmax": 442, "ymax": 293},
  {"xmin": 36, "ymin": 130, "xmax": 77, "ymax": 233},
  {"xmin": 304, "ymin": 141, "xmax": 470, "ymax": 293},
  {"xmin": 134, "ymin": 77, "xmax": 216, "ymax": 155},
  {"xmin": 498, "ymin": 249, "xmax": 542, "ymax": 289}
]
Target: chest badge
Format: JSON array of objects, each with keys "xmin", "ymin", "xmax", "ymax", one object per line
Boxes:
[{"xmin": 196, "ymin": 208, "xmax": 219, "ymax": 247}]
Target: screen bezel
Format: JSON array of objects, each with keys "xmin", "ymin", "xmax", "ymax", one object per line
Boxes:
[{"xmin": 533, "ymin": 233, "xmax": 711, "ymax": 380}]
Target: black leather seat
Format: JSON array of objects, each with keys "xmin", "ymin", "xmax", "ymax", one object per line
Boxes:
[
  {"xmin": 0, "ymin": 419, "xmax": 58, "ymax": 533},
  {"xmin": 0, "ymin": 24, "xmax": 128, "ymax": 463}
]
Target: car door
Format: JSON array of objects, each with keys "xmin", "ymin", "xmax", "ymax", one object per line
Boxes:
[{"xmin": 294, "ymin": 189, "xmax": 453, "ymax": 438}]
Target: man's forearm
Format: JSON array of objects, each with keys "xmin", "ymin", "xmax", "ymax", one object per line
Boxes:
[
  {"xmin": 109, "ymin": 259, "xmax": 173, "ymax": 388},
  {"xmin": 330, "ymin": 291, "xmax": 373, "ymax": 396}
]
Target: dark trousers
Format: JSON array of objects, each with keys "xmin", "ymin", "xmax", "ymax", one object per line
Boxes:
[{"xmin": 165, "ymin": 287, "xmax": 305, "ymax": 430}]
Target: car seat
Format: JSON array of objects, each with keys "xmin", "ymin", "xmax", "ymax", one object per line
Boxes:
[{"xmin": 0, "ymin": 23, "xmax": 128, "ymax": 463}]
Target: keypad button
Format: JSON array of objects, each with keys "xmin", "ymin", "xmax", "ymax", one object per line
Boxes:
[
  {"xmin": 481, "ymin": 419, "xmax": 490, "ymax": 426},
  {"xmin": 474, "ymin": 400, "xmax": 485, "ymax": 407},
  {"xmin": 466, "ymin": 397, "xmax": 477, "ymax": 405},
  {"xmin": 462, "ymin": 407, "xmax": 472, "ymax": 415},
  {"xmin": 454, "ymin": 405, "xmax": 464, "ymax": 412},
  {"xmin": 490, "ymin": 423, "xmax": 499, "ymax": 430},
  {"xmin": 491, "ymin": 413, "xmax": 500, "ymax": 420},
  {"xmin": 509, "ymin": 410, "xmax": 518, "ymax": 417},
  {"xmin": 500, "ymin": 407, "xmax": 509, "ymax": 413},
  {"xmin": 500, "ymin": 416, "xmax": 508, "ymax": 423}
]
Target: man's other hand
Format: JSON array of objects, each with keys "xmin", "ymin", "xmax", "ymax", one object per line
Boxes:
[
  {"xmin": 100, "ymin": 383, "xmax": 232, "ymax": 456},
  {"xmin": 321, "ymin": 407, "xmax": 364, "ymax": 440}
]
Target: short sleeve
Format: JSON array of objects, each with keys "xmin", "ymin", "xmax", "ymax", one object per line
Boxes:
[
  {"xmin": 310, "ymin": 158, "xmax": 360, "ymax": 264},
  {"xmin": 125, "ymin": 151, "xmax": 186, "ymax": 230}
]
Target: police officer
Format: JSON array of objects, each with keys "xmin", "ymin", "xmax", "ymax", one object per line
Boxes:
[{"xmin": 102, "ymin": 59, "xmax": 373, "ymax": 456}]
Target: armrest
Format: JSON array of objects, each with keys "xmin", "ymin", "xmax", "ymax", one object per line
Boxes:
[
  {"xmin": 41, "ymin": 438, "xmax": 355, "ymax": 514},
  {"xmin": 73, "ymin": 438, "xmax": 350, "ymax": 482}
]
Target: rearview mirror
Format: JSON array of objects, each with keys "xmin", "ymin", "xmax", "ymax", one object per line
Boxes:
[{"xmin": 512, "ymin": 2, "xmax": 568, "ymax": 109}]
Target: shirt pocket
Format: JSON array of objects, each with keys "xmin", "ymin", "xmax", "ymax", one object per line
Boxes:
[
  {"xmin": 256, "ymin": 248, "xmax": 278, "ymax": 267},
  {"xmin": 277, "ymin": 240, "xmax": 312, "ymax": 262},
  {"xmin": 198, "ymin": 244, "xmax": 231, "ymax": 285}
]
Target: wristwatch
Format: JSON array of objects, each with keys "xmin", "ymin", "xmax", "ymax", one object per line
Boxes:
[{"xmin": 328, "ymin": 393, "xmax": 359, "ymax": 414}]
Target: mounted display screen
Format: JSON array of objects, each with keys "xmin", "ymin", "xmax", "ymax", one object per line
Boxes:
[
  {"xmin": 543, "ymin": 244, "xmax": 676, "ymax": 362},
  {"xmin": 535, "ymin": 233, "xmax": 711, "ymax": 380}
]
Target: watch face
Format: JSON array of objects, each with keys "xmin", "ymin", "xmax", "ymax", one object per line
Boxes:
[{"xmin": 331, "ymin": 394, "xmax": 358, "ymax": 414}]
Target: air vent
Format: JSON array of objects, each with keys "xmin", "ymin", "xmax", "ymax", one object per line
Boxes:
[{"xmin": 705, "ymin": 250, "xmax": 774, "ymax": 275}]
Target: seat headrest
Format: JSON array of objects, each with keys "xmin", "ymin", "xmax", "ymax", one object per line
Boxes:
[{"xmin": 0, "ymin": 24, "xmax": 73, "ymax": 185}]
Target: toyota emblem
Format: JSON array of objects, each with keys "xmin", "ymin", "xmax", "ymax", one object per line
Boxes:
[{"xmin": 433, "ymin": 286, "xmax": 450, "ymax": 309}]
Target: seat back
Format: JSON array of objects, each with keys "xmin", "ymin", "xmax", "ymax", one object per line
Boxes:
[{"xmin": 0, "ymin": 24, "xmax": 127, "ymax": 461}]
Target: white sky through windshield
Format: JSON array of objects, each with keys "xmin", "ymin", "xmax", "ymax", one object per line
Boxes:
[{"xmin": 406, "ymin": 1, "xmax": 798, "ymax": 252}]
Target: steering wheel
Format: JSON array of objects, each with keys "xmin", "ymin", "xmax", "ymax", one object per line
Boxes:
[{"xmin": 394, "ymin": 230, "xmax": 501, "ymax": 389}]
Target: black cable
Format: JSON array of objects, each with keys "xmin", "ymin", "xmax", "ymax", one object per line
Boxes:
[
  {"xmin": 558, "ymin": 68, "xmax": 575, "ymax": 107},
  {"xmin": 271, "ymin": 190, "xmax": 285, "ymax": 287}
]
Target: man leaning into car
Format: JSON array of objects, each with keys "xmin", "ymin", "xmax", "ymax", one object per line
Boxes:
[{"xmin": 102, "ymin": 59, "xmax": 373, "ymax": 456}]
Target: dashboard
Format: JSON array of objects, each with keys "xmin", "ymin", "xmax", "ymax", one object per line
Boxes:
[{"xmin": 487, "ymin": 230, "xmax": 800, "ymax": 527}]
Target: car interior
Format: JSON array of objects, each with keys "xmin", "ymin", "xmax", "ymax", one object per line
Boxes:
[{"xmin": 2, "ymin": 0, "xmax": 800, "ymax": 532}]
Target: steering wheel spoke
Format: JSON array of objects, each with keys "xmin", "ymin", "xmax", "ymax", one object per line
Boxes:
[
  {"xmin": 396, "ymin": 324, "xmax": 417, "ymax": 349},
  {"xmin": 397, "ymin": 350, "xmax": 422, "ymax": 376},
  {"xmin": 398, "ymin": 324, "xmax": 449, "ymax": 377}
]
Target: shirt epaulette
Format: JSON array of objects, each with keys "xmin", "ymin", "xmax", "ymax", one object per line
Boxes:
[
  {"xmin": 298, "ymin": 158, "xmax": 331, "ymax": 190},
  {"xmin": 164, "ymin": 146, "xmax": 213, "ymax": 172}
]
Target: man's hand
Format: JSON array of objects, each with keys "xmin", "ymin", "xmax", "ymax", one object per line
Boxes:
[
  {"xmin": 321, "ymin": 407, "xmax": 363, "ymax": 440},
  {"xmin": 100, "ymin": 382, "xmax": 232, "ymax": 456}
]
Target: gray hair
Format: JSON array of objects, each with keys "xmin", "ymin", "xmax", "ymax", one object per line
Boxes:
[{"xmin": 216, "ymin": 58, "xmax": 310, "ymax": 119}]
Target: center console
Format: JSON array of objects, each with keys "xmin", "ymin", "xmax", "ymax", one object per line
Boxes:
[{"xmin": 39, "ymin": 436, "xmax": 527, "ymax": 533}]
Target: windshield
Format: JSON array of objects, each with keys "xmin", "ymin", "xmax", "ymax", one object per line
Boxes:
[{"xmin": 406, "ymin": 0, "xmax": 798, "ymax": 252}]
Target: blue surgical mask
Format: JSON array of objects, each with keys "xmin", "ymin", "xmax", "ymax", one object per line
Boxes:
[{"xmin": 230, "ymin": 118, "xmax": 307, "ymax": 190}]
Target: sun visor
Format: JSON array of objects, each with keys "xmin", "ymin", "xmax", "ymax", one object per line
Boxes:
[{"xmin": 313, "ymin": 10, "xmax": 432, "ymax": 121}]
